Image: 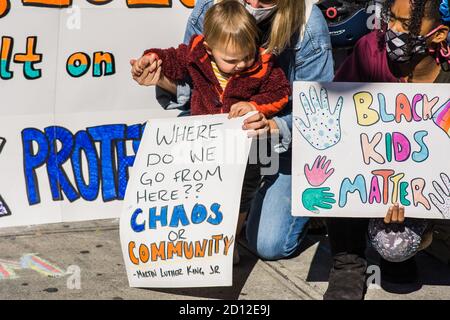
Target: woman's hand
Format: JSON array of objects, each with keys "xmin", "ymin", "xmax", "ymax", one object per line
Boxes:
[
  {"xmin": 130, "ymin": 54, "xmax": 162, "ymax": 86},
  {"xmin": 242, "ymin": 112, "xmax": 278, "ymax": 137},
  {"xmin": 384, "ymin": 203, "xmax": 405, "ymax": 224},
  {"xmin": 130, "ymin": 55, "xmax": 178, "ymax": 94}
]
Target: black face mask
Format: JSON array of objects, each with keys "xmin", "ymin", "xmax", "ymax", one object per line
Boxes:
[
  {"xmin": 385, "ymin": 28, "xmax": 428, "ymax": 63},
  {"xmin": 385, "ymin": 25, "xmax": 446, "ymax": 63}
]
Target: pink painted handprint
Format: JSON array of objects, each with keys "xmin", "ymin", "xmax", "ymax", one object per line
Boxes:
[{"xmin": 304, "ymin": 156, "xmax": 335, "ymax": 187}]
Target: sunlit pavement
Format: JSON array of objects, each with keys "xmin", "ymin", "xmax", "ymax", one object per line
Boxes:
[{"xmin": 0, "ymin": 219, "xmax": 449, "ymax": 300}]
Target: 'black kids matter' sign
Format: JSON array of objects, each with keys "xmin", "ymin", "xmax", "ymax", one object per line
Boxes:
[{"xmin": 293, "ymin": 82, "xmax": 450, "ymax": 219}]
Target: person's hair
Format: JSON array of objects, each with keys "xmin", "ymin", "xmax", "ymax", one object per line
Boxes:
[
  {"xmin": 204, "ymin": 0, "xmax": 259, "ymax": 56},
  {"xmin": 214, "ymin": 0, "xmax": 306, "ymax": 54},
  {"xmin": 381, "ymin": 0, "xmax": 448, "ymax": 36},
  {"xmin": 266, "ymin": 0, "xmax": 305, "ymax": 54},
  {"xmin": 379, "ymin": 0, "xmax": 448, "ymax": 51}
]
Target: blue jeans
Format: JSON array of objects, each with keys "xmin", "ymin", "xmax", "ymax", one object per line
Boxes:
[{"xmin": 245, "ymin": 154, "xmax": 310, "ymax": 261}]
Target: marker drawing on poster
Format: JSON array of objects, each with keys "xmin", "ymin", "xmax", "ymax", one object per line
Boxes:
[
  {"xmin": 0, "ymin": 2, "xmax": 193, "ymax": 228},
  {"xmin": 120, "ymin": 114, "xmax": 253, "ymax": 288},
  {"xmin": 292, "ymin": 81, "xmax": 450, "ymax": 219}
]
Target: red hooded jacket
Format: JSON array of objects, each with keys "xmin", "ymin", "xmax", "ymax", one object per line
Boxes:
[{"xmin": 144, "ymin": 35, "xmax": 291, "ymax": 116}]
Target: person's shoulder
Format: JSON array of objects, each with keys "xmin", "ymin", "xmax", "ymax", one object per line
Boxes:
[
  {"xmin": 352, "ymin": 30, "xmax": 386, "ymax": 59},
  {"xmin": 184, "ymin": 0, "xmax": 214, "ymax": 43},
  {"xmin": 300, "ymin": 4, "xmax": 332, "ymax": 49},
  {"xmin": 435, "ymin": 68, "xmax": 450, "ymax": 83},
  {"xmin": 356, "ymin": 30, "xmax": 383, "ymax": 47},
  {"xmin": 334, "ymin": 30, "xmax": 387, "ymax": 82},
  {"xmin": 189, "ymin": 0, "xmax": 215, "ymax": 22},
  {"xmin": 192, "ymin": 0, "xmax": 215, "ymax": 9},
  {"xmin": 307, "ymin": 4, "xmax": 329, "ymax": 32}
]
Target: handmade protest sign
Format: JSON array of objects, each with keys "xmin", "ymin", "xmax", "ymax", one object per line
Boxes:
[
  {"xmin": 292, "ymin": 81, "xmax": 450, "ymax": 219},
  {"xmin": 120, "ymin": 114, "xmax": 253, "ymax": 288},
  {"xmin": 0, "ymin": 2, "xmax": 192, "ymax": 229}
]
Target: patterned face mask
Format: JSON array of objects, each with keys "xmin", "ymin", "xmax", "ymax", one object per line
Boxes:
[
  {"xmin": 385, "ymin": 25, "xmax": 446, "ymax": 63},
  {"xmin": 385, "ymin": 29, "xmax": 428, "ymax": 62}
]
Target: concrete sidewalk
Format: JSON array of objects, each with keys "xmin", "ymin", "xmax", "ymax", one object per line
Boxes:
[{"xmin": 0, "ymin": 219, "xmax": 449, "ymax": 300}]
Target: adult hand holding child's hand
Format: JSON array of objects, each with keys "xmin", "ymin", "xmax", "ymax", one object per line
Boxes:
[
  {"xmin": 130, "ymin": 53, "xmax": 162, "ymax": 86},
  {"xmin": 241, "ymin": 111, "xmax": 278, "ymax": 138}
]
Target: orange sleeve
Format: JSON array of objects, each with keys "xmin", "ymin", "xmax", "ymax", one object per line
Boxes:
[{"xmin": 249, "ymin": 63, "xmax": 291, "ymax": 117}]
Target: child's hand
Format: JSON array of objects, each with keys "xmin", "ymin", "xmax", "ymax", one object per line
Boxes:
[
  {"xmin": 130, "ymin": 54, "xmax": 163, "ymax": 86},
  {"xmin": 130, "ymin": 58, "xmax": 142, "ymax": 77},
  {"xmin": 228, "ymin": 102, "xmax": 257, "ymax": 119},
  {"xmin": 130, "ymin": 53, "xmax": 158, "ymax": 77},
  {"xmin": 384, "ymin": 203, "xmax": 405, "ymax": 224}
]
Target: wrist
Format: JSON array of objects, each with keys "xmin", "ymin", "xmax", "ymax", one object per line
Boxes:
[
  {"xmin": 248, "ymin": 101, "xmax": 258, "ymax": 111},
  {"xmin": 156, "ymin": 73, "xmax": 166, "ymax": 87},
  {"xmin": 268, "ymin": 119, "xmax": 279, "ymax": 134},
  {"xmin": 156, "ymin": 74, "xmax": 177, "ymax": 95}
]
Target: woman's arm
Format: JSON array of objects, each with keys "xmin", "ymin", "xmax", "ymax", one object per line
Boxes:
[
  {"xmin": 157, "ymin": 76, "xmax": 177, "ymax": 95},
  {"xmin": 183, "ymin": 0, "xmax": 212, "ymax": 43}
]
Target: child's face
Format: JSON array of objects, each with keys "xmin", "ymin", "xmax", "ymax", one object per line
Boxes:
[
  {"xmin": 388, "ymin": 0, "xmax": 436, "ymax": 35},
  {"xmin": 206, "ymin": 43, "xmax": 255, "ymax": 75}
]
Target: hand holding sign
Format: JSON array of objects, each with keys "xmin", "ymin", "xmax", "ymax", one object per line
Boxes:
[
  {"xmin": 294, "ymin": 86, "xmax": 343, "ymax": 150},
  {"xmin": 120, "ymin": 115, "xmax": 253, "ymax": 288},
  {"xmin": 228, "ymin": 102, "xmax": 257, "ymax": 119},
  {"xmin": 429, "ymin": 173, "xmax": 450, "ymax": 219},
  {"xmin": 292, "ymin": 81, "xmax": 450, "ymax": 219},
  {"xmin": 304, "ymin": 155, "xmax": 335, "ymax": 187}
]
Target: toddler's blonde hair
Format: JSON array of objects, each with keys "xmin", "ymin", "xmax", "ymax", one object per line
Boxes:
[{"xmin": 204, "ymin": 0, "xmax": 259, "ymax": 56}]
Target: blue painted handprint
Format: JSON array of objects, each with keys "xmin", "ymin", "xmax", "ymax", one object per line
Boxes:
[{"xmin": 294, "ymin": 86, "xmax": 344, "ymax": 150}]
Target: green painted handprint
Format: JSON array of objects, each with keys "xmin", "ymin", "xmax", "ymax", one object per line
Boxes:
[{"xmin": 302, "ymin": 187, "xmax": 336, "ymax": 213}]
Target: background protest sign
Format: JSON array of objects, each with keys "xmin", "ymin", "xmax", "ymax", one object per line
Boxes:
[
  {"xmin": 120, "ymin": 114, "xmax": 253, "ymax": 288},
  {"xmin": 292, "ymin": 81, "xmax": 450, "ymax": 219},
  {"xmin": 0, "ymin": 1, "xmax": 192, "ymax": 228}
]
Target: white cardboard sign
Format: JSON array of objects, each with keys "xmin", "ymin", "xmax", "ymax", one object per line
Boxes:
[
  {"xmin": 292, "ymin": 81, "xmax": 450, "ymax": 219},
  {"xmin": 120, "ymin": 114, "xmax": 253, "ymax": 287},
  {"xmin": 0, "ymin": 1, "xmax": 191, "ymax": 228}
]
